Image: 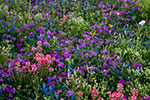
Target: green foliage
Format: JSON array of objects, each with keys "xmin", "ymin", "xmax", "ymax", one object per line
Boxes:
[
  {"xmin": 138, "ymin": 0, "xmax": 150, "ymax": 18},
  {"xmin": 0, "ymin": 54, "xmax": 7, "ymax": 66}
]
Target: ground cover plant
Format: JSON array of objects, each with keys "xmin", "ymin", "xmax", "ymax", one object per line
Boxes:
[{"xmin": 0, "ymin": 0, "xmax": 150, "ymax": 100}]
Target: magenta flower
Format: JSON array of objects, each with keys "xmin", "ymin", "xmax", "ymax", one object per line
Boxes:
[
  {"xmin": 124, "ymin": 3, "xmax": 130, "ymax": 9},
  {"xmin": 66, "ymin": 89, "xmax": 73, "ymax": 98},
  {"xmin": 104, "ymin": 13, "xmax": 109, "ymax": 17},
  {"xmin": 134, "ymin": 5, "xmax": 138, "ymax": 10},
  {"xmin": 98, "ymin": 2, "xmax": 104, "ymax": 8},
  {"xmin": 101, "ymin": 49, "xmax": 108, "ymax": 54}
]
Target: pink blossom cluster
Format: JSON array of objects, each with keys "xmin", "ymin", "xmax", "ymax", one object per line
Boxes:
[
  {"xmin": 32, "ymin": 40, "xmax": 43, "ymax": 52},
  {"xmin": 91, "ymin": 89, "xmax": 104, "ymax": 100},
  {"xmin": 76, "ymin": 90, "xmax": 83, "ymax": 97},
  {"xmin": 13, "ymin": 40, "xmax": 55, "ymax": 73},
  {"xmin": 107, "ymin": 83, "xmax": 150, "ymax": 100}
]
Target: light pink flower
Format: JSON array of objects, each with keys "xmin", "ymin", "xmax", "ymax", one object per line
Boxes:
[{"xmin": 49, "ymin": 67, "xmax": 54, "ymax": 72}]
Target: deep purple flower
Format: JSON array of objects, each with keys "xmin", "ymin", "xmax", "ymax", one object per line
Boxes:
[
  {"xmin": 131, "ymin": 62, "xmax": 143, "ymax": 68},
  {"xmin": 8, "ymin": 94, "xmax": 13, "ymax": 98},
  {"xmin": 11, "ymin": 37, "xmax": 16, "ymax": 40},
  {"xmin": 16, "ymin": 43, "xmax": 22, "ymax": 48},
  {"xmin": 119, "ymin": 76, "xmax": 125, "ymax": 84},
  {"xmin": 104, "ymin": 13, "xmax": 109, "ymax": 17},
  {"xmin": 134, "ymin": 5, "xmax": 138, "ymax": 10},
  {"xmin": 36, "ymin": 27, "xmax": 45, "ymax": 33}
]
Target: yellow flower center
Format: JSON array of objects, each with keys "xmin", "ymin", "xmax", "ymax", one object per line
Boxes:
[
  {"xmin": 92, "ymin": 31, "xmax": 96, "ymax": 37},
  {"xmin": 109, "ymin": 24, "xmax": 113, "ymax": 28}
]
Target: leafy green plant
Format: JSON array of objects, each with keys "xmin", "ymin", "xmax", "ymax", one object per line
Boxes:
[{"xmin": 138, "ymin": 0, "xmax": 150, "ymax": 19}]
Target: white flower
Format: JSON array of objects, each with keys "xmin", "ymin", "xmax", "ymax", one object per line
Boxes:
[{"xmin": 139, "ymin": 20, "xmax": 146, "ymax": 26}]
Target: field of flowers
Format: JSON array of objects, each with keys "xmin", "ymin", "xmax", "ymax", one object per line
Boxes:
[{"xmin": 0, "ymin": 0, "xmax": 150, "ymax": 100}]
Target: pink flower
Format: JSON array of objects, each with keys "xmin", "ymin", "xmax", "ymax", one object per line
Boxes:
[
  {"xmin": 131, "ymin": 88, "xmax": 138, "ymax": 96},
  {"xmin": 107, "ymin": 91, "xmax": 111, "ymax": 95},
  {"xmin": 144, "ymin": 94, "xmax": 150, "ymax": 99},
  {"xmin": 63, "ymin": 15, "xmax": 67, "ymax": 21},
  {"xmin": 25, "ymin": 61, "xmax": 31, "ymax": 67},
  {"xmin": 49, "ymin": 67, "xmax": 54, "ymax": 72},
  {"xmin": 15, "ymin": 61, "xmax": 20, "ymax": 66},
  {"xmin": 76, "ymin": 90, "xmax": 83, "ymax": 97},
  {"xmin": 97, "ymin": 97, "xmax": 104, "ymax": 100},
  {"xmin": 32, "ymin": 47, "xmax": 37, "ymax": 51},
  {"xmin": 37, "ymin": 40, "xmax": 42, "ymax": 46},
  {"xmin": 91, "ymin": 89, "xmax": 98, "ymax": 97},
  {"xmin": 46, "ymin": 54, "xmax": 51, "ymax": 59},
  {"xmin": 17, "ymin": 85, "xmax": 21, "ymax": 88},
  {"xmin": 130, "ymin": 95, "xmax": 137, "ymax": 100}
]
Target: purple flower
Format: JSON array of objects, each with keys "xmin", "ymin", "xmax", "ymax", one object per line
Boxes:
[
  {"xmin": 8, "ymin": 94, "xmax": 13, "ymax": 98},
  {"xmin": 134, "ymin": 5, "xmax": 138, "ymax": 10},
  {"xmin": 20, "ymin": 4, "xmax": 23, "ymax": 6},
  {"xmin": 85, "ymin": 53, "xmax": 89, "ymax": 58},
  {"xmin": 131, "ymin": 62, "xmax": 143, "ymax": 68},
  {"xmin": 47, "ymin": 30, "xmax": 52, "ymax": 35},
  {"xmin": 101, "ymin": 49, "xmax": 108, "ymax": 54},
  {"xmin": 36, "ymin": 27, "xmax": 45, "ymax": 33},
  {"xmin": 11, "ymin": 37, "xmax": 16, "ymax": 40},
  {"xmin": 58, "ymin": 62, "xmax": 65, "ymax": 68},
  {"xmin": 57, "ymin": 76, "xmax": 63, "ymax": 82},
  {"xmin": 104, "ymin": 13, "xmax": 109, "ymax": 17},
  {"xmin": 37, "ymin": 34, "xmax": 44, "ymax": 40},
  {"xmin": 98, "ymin": 2, "xmax": 104, "ymax": 8},
  {"xmin": 43, "ymin": 41, "xmax": 50, "ymax": 48},
  {"xmin": 124, "ymin": 3, "xmax": 130, "ymax": 9},
  {"xmin": 66, "ymin": 89, "xmax": 73, "ymax": 98},
  {"xmin": 16, "ymin": 43, "xmax": 22, "ymax": 48},
  {"xmin": 119, "ymin": 76, "xmax": 125, "ymax": 84}
]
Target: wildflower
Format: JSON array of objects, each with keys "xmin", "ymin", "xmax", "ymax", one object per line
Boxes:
[
  {"xmin": 92, "ymin": 31, "xmax": 96, "ymax": 37},
  {"xmin": 37, "ymin": 40, "xmax": 42, "ymax": 46},
  {"xmin": 71, "ymin": 93, "xmax": 75, "ymax": 100},
  {"xmin": 124, "ymin": 3, "xmax": 130, "ymax": 9},
  {"xmin": 49, "ymin": 67, "xmax": 54, "ymax": 72},
  {"xmin": 101, "ymin": 49, "xmax": 108, "ymax": 54},
  {"xmin": 91, "ymin": 89, "xmax": 98, "ymax": 97},
  {"xmin": 97, "ymin": 97, "xmax": 104, "ymax": 100},
  {"xmin": 119, "ymin": 76, "xmax": 125, "ymax": 84},
  {"xmin": 66, "ymin": 89, "xmax": 73, "ymax": 98},
  {"xmin": 98, "ymin": 2, "xmax": 104, "ymax": 8},
  {"xmin": 43, "ymin": 41, "xmax": 50, "ymax": 48},
  {"xmin": 62, "ymin": 85, "xmax": 66, "ymax": 90},
  {"xmin": 109, "ymin": 24, "xmax": 113, "ymax": 28},
  {"xmin": 76, "ymin": 90, "xmax": 83, "ymax": 97},
  {"xmin": 8, "ymin": 94, "xmax": 13, "ymax": 98},
  {"xmin": 107, "ymin": 91, "xmax": 111, "ymax": 95},
  {"xmin": 139, "ymin": 20, "xmax": 146, "ymax": 26},
  {"xmin": 17, "ymin": 85, "xmax": 21, "ymax": 89},
  {"xmin": 131, "ymin": 88, "xmax": 138, "ymax": 96},
  {"xmin": 134, "ymin": 5, "xmax": 138, "ymax": 10},
  {"xmin": 144, "ymin": 94, "xmax": 150, "ymax": 99}
]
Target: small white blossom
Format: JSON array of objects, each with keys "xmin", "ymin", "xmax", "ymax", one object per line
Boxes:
[{"xmin": 139, "ymin": 20, "xmax": 146, "ymax": 26}]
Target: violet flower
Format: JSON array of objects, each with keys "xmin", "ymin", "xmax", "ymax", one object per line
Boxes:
[{"xmin": 66, "ymin": 89, "xmax": 74, "ymax": 98}]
